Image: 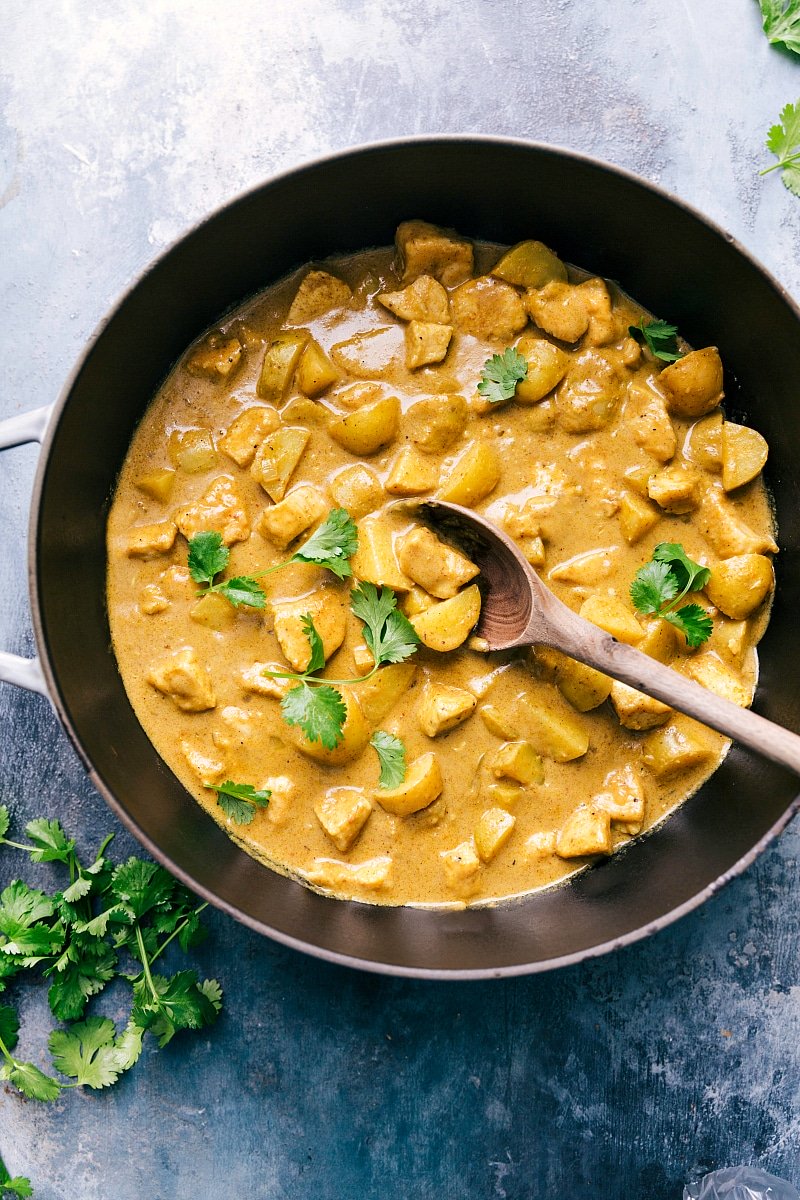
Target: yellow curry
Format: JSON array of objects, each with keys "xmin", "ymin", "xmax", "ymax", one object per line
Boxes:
[{"xmin": 106, "ymin": 220, "xmax": 777, "ymax": 907}]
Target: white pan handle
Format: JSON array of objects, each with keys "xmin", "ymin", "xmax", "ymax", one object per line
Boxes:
[{"xmin": 0, "ymin": 404, "xmax": 53, "ymax": 696}]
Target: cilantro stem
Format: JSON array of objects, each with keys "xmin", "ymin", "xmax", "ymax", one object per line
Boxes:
[
  {"xmin": 134, "ymin": 924, "xmax": 160, "ymax": 1006},
  {"xmin": 263, "ymin": 666, "xmax": 380, "ymax": 688},
  {"xmin": 0, "ymin": 838, "xmax": 40, "ymax": 854},
  {"xmin": 759, "ymin": 155, "xmax": 800, "ymax": 176},
  {"xmin": 149, "ymin": 902, "xmax": 208, "ymax": 967},
  {"xmin": 0, "ymin": 1030, "xmax": 16, "ymax": 1068}
]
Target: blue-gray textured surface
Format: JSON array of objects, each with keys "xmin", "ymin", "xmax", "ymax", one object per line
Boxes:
[{"xmin": 2, "ymin": 2, "xmax": 800, "ymax": 1197}]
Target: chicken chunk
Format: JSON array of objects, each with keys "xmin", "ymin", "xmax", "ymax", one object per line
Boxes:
[
  {"xmin": 125, "ymin": 521, "xmax": 177, "ymax": 559},
  {"xmin": 406, "ymin": 393, "xmax": 468, "ymax": 454},
  {"xmin": 396, "ymin": 526, "xmax": 479, "ymax": 599},
  {"xmin": 451, "ymin": 276, "xmax": 528, "ymax": 341},
  {"xmin": 314, "ymin": 788, "xmax": 372, "ymax": 852},
  {"xmin": 416, "ymin": 683, "xmax": 477, "ymax": 737},
  {"xmin": 174, "ymin": 476, "xmax": 250, "ymax": 546},
  {"xmin": 185, "ymin": 334, "xmax": 243, "ymax": 381},
  {"xmin": 304, "ymin": 856, "xmax": 392, "ymax": 891},
  {"xmin": 554, "ymin": 349, "xmax": 624, "ymax": 432},
  {"xmin": 287, "ymin": 269, "xmax": 352, "ymax": 324},
  {"xmin": 404, "ymin": 321, "xmax": 453, "ymax": 369},
  {"xmin": 219, "ymin": 406, "xmax": 280, "ymax": 468},
  {"xmin": 593, "ymin": 764, "xmax": 646, "ymax": 832},
  {"xmin": 378, "ymin": 275, "xmax": 450, "ymax": 323},
  {"xmin": 700, "ymin": 489, "xmax": 778, "ymax": 558},
  {"xmin": 625, "ymin": 382, "xmax": 676, "ymax": 463},
  {"xmin": 181, "ymin": 740, "xmax": 226, "ymax": 785},
  {"xmin": 257, "ymin": 485, "xmax": 326, "ymax": 548},
  {"xmin": 525, "ymin": 280, "xmax": 591, "ymax": 343},
  {"xmin": 147, "ymin": 648, "xmax": 216, "ymax": 712},
  {"xmin": 239, "ymin": 662, "xmax": 293, "ymax": 699},
  {"xmin": 396, "ymin": 220, "xmax": 474, "ymax": 287},
  {"xmin": 555, "ymin": 804, "xmax": 612, "ymax": 858},
  {"xmin": 610, "ymin": 681, "xmax": 672, "ymax": 730},
  {"xmin": 440, "ymin": 839, "xmax": 482, "ymax": 895},
  {"xmin": 271, "ymin": 589, "xmax": 347, "ymax": 673},
  {"xmin": 647, "ymin": 464, "xmax": 701, "ymax": 514}
]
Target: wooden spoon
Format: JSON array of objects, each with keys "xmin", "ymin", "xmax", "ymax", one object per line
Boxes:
[{"xmin": 413, "ymin": 499, "xmax": 800, "ymax": 776}]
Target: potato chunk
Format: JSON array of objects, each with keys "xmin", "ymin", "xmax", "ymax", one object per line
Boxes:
[
  {"xmin": 296, "ymin": 339, "xmax": 339, "ymax": 398},
  {"xmin": 555, "ymin": 805, "xmax": 612, "ymax": 858},
  {"xmin": 287, "ymin": 269, "xmax": 352, "ymax": 324},
  {"xmin": 351, "ymin": 514, "xmax": 412, "ymax": 591},
  {"xmin": 619, "ymin": 491, "xmax": 660, "ymax": 544},
  {"xmin": 185, "ymin": 334, "xmax": 243, "ymax": 381},
  {"xmin": 504, "ymin": 693, "xmax": 589, "ymax": 761},
  {"xmin": 490, "ymin": 741, "xmax": 544, "ymax": 785},
  {"xmin": 289, "ymin": 688, "xmax": 372, "ymax": 766},
  {"xmin": 491, "ymin": 240, "xmax": 568, "ymax": 289},
  {"xmin": 135, "ymin": 469, "xmax": 176, "ymax": 503},
  {"xmin": 625, "ymin": 381, "xmax": 676, "ymax": 462},
  {"xmin": 474, "ymin": 808, "xmax": 516, "ymax": 862},
  {"xmin": 328, "ymin": 395, "xmax": 400, "ymax": 456},
  {"xmin": 330, "ymin": 327, "xmax": 402, "ymax": 379},
  {"xmin": 406, "ymin": 393, "xmax": 468, "ymax": 454},
  {"xmin": 271, "ymin": 589, "xmax": 347, "ymax": 673},
  {"xmin": 256, "ymin": 332, "xmax": 308, "ymax": 403},
  {"xmin": 549, "ymin": 549, "xmax": 616, "ymax": 586},
  {"xmin": 722, "ymin": 422, "xmax": 769, "ymax": 492},
  {"xmin": 642, "ymin": 717, "xmax": 716, "ymax": 778},
  {"xmin": 451, "ymin": 276, "xmax": 528, "ymax": 341},
  {"xmin": 375, "ymin": 752, "xmax": 443, "ymax": 815},
  {"xmin": 190, "ymin": 592, "xmax": 236, "ymax": 630},
  {"xmin": 355, "ymin": 662, "xmax": 417, "ymax": 723},
  {"xmin": 554, "ymin": 349, "xmax": 623, "ymax": 432},
  {"xmin": 378, "ymin": 275, "xmax": 450, "ymax": 323},
  {"xmin": 514, "ymin": 336, "xmax": 570, "ymax": 404},
  {"xmin": 579, "ymin": 595, "xmax": 643, "ymax": 644},
  {"xmin": 396, "ymin": 526, "xmax": 479, "ymax": 599},
  {"xmin": 125, "ymin": 521, "xmax": 177, "ymax": 559},
  {"xmin": 385, "ymin": 447, "xmax": 439, "ymax": 496},
  {"xmin": 257, "ymin": 484, "xmax": 326, "ymax": 548},
  {"xmin": 251, "ymin": 427, "xmax": 311, "ymax": 502},
  {"xmin": 682, "ymin": 652, "xmax": 751, "ymax": 708},
  {"xmin": 700, "ymin": 489, "xmax": 778, "ymax": 558},
  {"xmin": 314, "ymin": 788, "xmax": 372, "ymax": 852},
  {"xmin": 328, "ymin": 463, "xmax": 385, "ymax": 518},
  {"xmin": 647, "ymin": 464, "xmax": 701, "ymax": 514},
  {"xmin": 417, "ymin": 682, "xmax": 477, "ymax": 737},
  {"xmin": 610, "ymin": 682, "xmax": 671, "ymax": 730},
  {"xmin": 534, "ymin": 646, "xmax": 612, "ymax": 712},
  {"xmin": 660, "ymin": 347, "xmax": 723, "ymax": 418},
  {"xmin": 438, "ymin": 441, "xmax": 501, "ymax": 507},
  {"xmin": 168, "ymin": 429, "xmax": 218, "ymax": 474},
  {"xmin": 704, "ymin": 554, "xmax": 773, "ymax": 619},
  {"xmin": 175, "ymin": 476, "xmax": 250, "ymax": 545},
  {"xmin": 440, "ymin": 840, "xmax": 482, "ymax": 894},
  {"xmin": 686, "ymin": 411, "xmax": 723, "ymax": 472},
  {"xmin": 405, "ymin": 321, "xmax": 453, "ymax": 370},
  {"xmin": 396, "ymin": 220, "xmax": 474, "ymax": 287},
  {"xmin": 410, "ymin": 585, "xmax": 481, "ymax": 652},
  {"xmin": 219, "ymin": 406, "xmax": 280, "ymax": 468},
  {"xmin": 147, "ymin": 648, "xmax": 216, "ymax": 712}
]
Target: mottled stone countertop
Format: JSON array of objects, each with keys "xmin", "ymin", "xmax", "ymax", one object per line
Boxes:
[{"xmin": 2, "ymin": 3, "xmax": 800, "ymax": 1197}]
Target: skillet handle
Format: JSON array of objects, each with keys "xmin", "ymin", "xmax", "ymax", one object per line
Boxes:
[{"xmin": 0, "ymin": 405, "xmax": 53, "ymax": 696}]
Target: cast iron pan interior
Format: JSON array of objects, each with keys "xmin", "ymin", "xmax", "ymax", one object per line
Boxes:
[{"xmin": 30, "ymin": 138, "xmax": 800, "ymax": 977}]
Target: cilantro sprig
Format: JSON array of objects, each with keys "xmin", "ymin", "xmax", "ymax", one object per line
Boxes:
[
  {"xmin": 0, "ymin": 805, "xmax": 222, "ymax": 1138},
  {"xmin": 630, "ymin": 543, "xmax": 713, "ymax": 648},
  {"xmin": 761, "ymin": 99, "xmax": 800, "ymax": 198},
  {"xmin": 370, "ymin": 731, "xmax": 406, "ymax": 789},
  {"xmin": 265, "ymin": 583, "xmax": 419, "ymax": 758},
  {"xmin": 628, "ymin": 319, "xmax": 683, "ymax": 363},
  {"xmin": 0, "ymin": 1149, "xmax": 31, "ymax": 1198},
  {"xmin": 477, "ymin": 347, "xmax": 528, "ymax": 404},
  {"xmin": 204, "ymin": 780, "xmax": 271, "ymax": 826},
  {"xmin": 758, "ymin": 0, "xmax": 800, "ymax": 55},
  {"xmin": 188, "ymin": 508, "xmax": 359, "ymax": 608}
]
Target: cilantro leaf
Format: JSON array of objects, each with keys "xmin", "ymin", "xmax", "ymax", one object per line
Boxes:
[
  {"xmin": 113, "ymin": 1020, "xmax": 144, "ymax": 1072},
  {"xmin": 214, "ymin": 576, "xmax": 266, "ymax": 609},
  {"xmin": 0, "ymin": 882, "xmax": 62, "ymax": 956},
  {"xmin": 763, "ymin": 100, "xmax": 800, "ymax": 197},
  {"xmin": 188, "ymin": 531, "xmax": 229, "ymax": 585},
  {"xmin": 664, "ymin": 604, "xmax": 715, "ymax": 649},
  {"xmin": 292, "ymin": 508, "xmax": 359, "ymax": 579},
  {"xmin": 0, "ymin": 1059, "xmax": 61, "ymax": 1101},
  {"xmin": 282, "ymin": 682, "xmax": 347, "ymax": 749},
  {"xmin": 629, "ymin": 560, "xmax": 679, "ymax": 615},
  {"xmin": 61, "ymin": 876, "xmax": 93, "ymax": 904},
  {"xmin": 759, "ymin": 0, "xmax": 800, "ymax": 54},
  {"xmin": 0, "ymin": 1159, "xmax": 33, "ymax": 1199},
  {"xmin": 49, "ymin": 1016, "xmax": 120, "ymax": 1089},
  {"xmin": 0, "ymin": 806, "xmax": 9, "ymax": 841},
  {"xmin": 302, "ymin": 614, "xmax": 327, "ymax": 674},
  {"xmin": 628, "ymin": 318, "xmax": 683, "ymax": 362},
  {"xmin": 109, "ymin": 860, "xmax": 175, "ymax": 922},
  {"xmin": 350, "ymin": 582, "xmax": 420, "ymax": 666},
  {"xmin": 206, "ymin": 780, "xmax": 271, "ymax": 826},
  {"xmin": 477, "ymin": 347, "xmax": 528, "ymax": 404},
  {"xmin": 24, "ymin": 817, "xmax": 75, "ymax": 864},
  {"xmin": 132, "ymin": 970, "xmax": 220, "ymax": 1047},
  {"xmin": 652, "ymin": 542, "xmax": 711, "ymax": 593},
  {"xmin": 0, "ymin": 1004, "xmax": 19, "ymax": 1052},
  {"xmin": 370, "ymin": 731, "xmax": 406, "ymax": 788},
  {"xmin": 47, "ymin": 944, "xmax": 117, "ymax": 1021}
]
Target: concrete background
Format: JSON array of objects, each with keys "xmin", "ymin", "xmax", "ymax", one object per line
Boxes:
[{"xmin": 2, "ymin": 2, "xmax": 800, "ymax": 1197}]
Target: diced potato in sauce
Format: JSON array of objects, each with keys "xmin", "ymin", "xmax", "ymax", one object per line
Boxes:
[{"xmin": 107, "ymin": 222, "xmax": 775, "ymax": 908}]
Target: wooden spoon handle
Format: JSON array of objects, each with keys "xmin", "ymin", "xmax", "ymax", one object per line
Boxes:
[{"xmin": 545, "ymin": 619, "xmax": 800, "ymax": 776}]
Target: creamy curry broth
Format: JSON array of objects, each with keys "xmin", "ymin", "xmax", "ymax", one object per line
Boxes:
[{"xmin": 106, "ymin": 222, "xmax": 777, "ymax": 907}]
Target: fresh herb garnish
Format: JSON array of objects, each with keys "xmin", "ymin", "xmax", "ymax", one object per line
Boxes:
[
  {"xmin": 758, "ymin": 0, "xmax": 800, "ymax": 55},
  {"xmin": 0, "ymin": 806, "xmax": 221, "ymax": 1130},
  {"xmin": 204, "ymin": 780, "xmax": 271, "ymax": 826},
  {"xmin": 477, "ymin": 347, "xmax": 528, "ymax": 404},
  {"xmin": 188, "ymin": 508, "xmax": 359, "ymax": 608},
  {"xmin": 628, "ymin": 319, "xmax": 683, "ymax": 363},
  {"xmin": 0, "ymin": 1148, "xmax": 31, "ymax": 1198},
  {"xmin": 266, "ymin": 585, "xmax": 420, "ymax": 749},
  {"xmin": 760, "ymin": 100, "xmax": 800, "ymax": 197},
  {"xmin": 370, "ymin": 731, "xmax": 406, "ymax": 788},
  {"xmin": 630, "ymin": 542, "xmax": 713, "ymax": 648}
]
